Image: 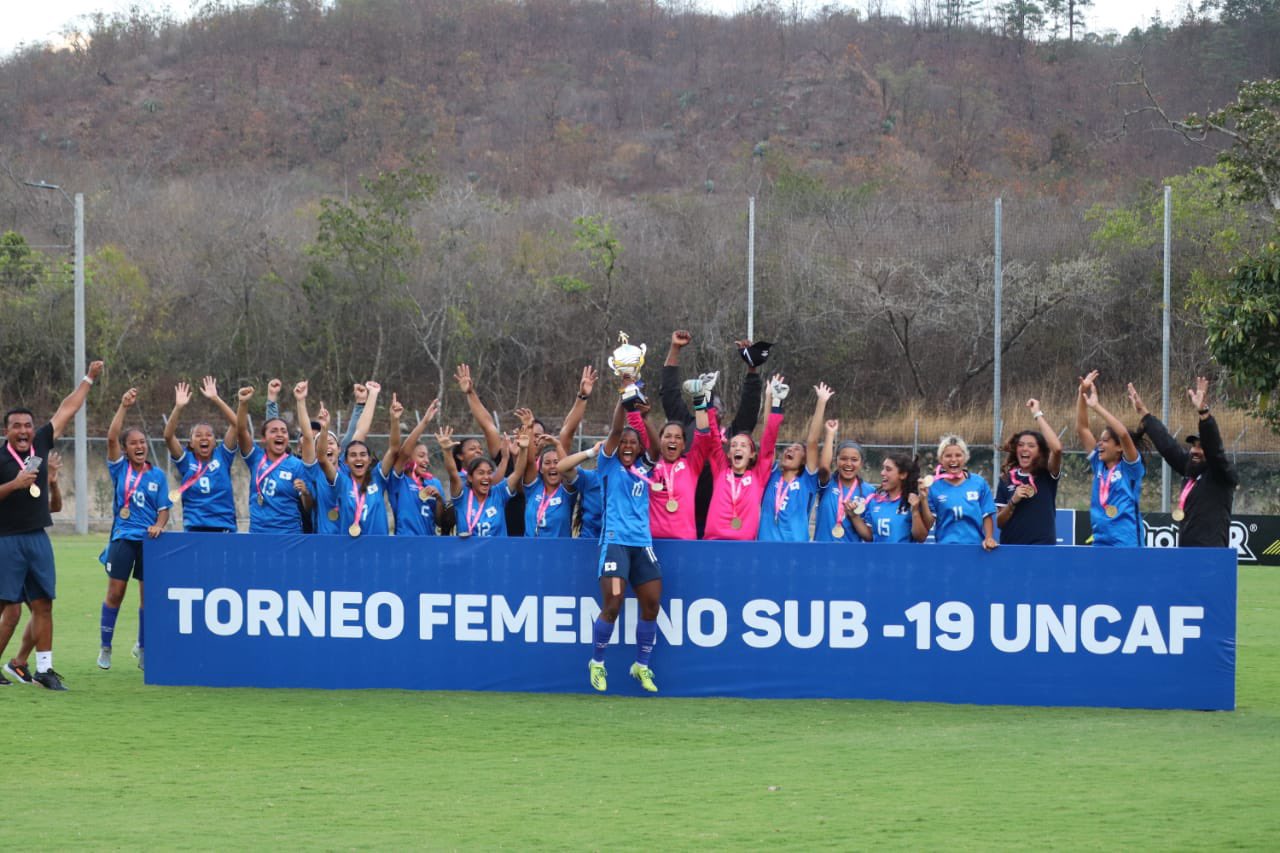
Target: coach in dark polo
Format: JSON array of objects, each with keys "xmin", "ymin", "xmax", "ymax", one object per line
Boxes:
[
  {"xmin": 0, "ymin": 360, "xmax": 103, "ymax": 691},
  {"xmin": 1127, "ymin": 377, "xmax": 1238, "ymax": 548}
]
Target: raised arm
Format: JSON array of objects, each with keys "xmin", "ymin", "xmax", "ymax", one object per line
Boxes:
[
  {"xmin": 1027, "ymin": 397, "xmax": 1063, "ymax": 477},
  {"xmin": 47, "ymin": 451, "xmax": 63, "ymax": 514},
  {"xmin": 806, "ymin": 383, "xmax": 833, "ymax": 475},
  {"xmin": 818, "ymin": 419, "xmax": 838, "ymax": 485},
  {"xmin": 1084, "ymin": 382, "xmax": 1138, "ymax": 463},
  {"xmin": 660, "ymin": 330, "xmax": 694, "ymax": 428},
  {"xmin": 557, "ymin": 366, "xmax": 597, "ymax": 450},
  {"xmin": 557, "ymin": 440, "xmax": 601, "ymax": 483},
  {"xmin": 436, "ymin": 427, "xmax": 462, "ymax": 498},
  {"xmin": 107, "ymin": 387, "xmax": 137, "ymax": 463},
  {"xmin": 1129, "ymin": 382, "xmax": 1186, "ymax": 475},
  {"xmin": 164, "ymin": 381, "xmax": 192, "ymax": 460},
  {"xmin": 455, "ymin": 364, "xmax": 503, "ymax": 458},
  {"xmin": 50, "ymin": 359, "xmax": 103, "ymax": 439},
  {"xmin": 728, "ymin": 338, "xmax": 763, "ymax": 437},
  {"xmin": 199, "ymin": 376, "xmax": 239, "ymax": 450},
  {"xmin": 1075, "ymin": 370, "xmax": 1099, "ymax": 450},
  {"xmin": 265, "ymin": 378, "xmax": 282, "ymax": 422},
  {"xmin": 235, "ymin": 386, "xmax": 256, "ymax": 456},
  {"xmin": 349, "ymin": 381, "xmax": 380, "ymax": 446},
  {"xmin": 314, "ymin": 403, "xmax": 336, "ymax": 483},
  {"xmin": 394, "ymin": 398, "xmax": 441, "ymax": 470},
  {"xmin": 295, "ymin": 381, "xmax": 317, "ymax": 465},
  {"xmin": 1189, "ymin": 377, "xmax": 1239, "ymax": 486},
  {"xmin": 506, "ymin": 427, "xmax": 532, "ymax": 494},
  {"xmin": 381, "ymin": 393, "xmax": 404, "ymax": 477},
  {"xmin": 603, "ymin": 398, "xmax": 627, "ymax": 456}
]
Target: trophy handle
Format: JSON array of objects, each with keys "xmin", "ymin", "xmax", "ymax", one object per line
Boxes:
[{"xmin": 607, "ymin": 356, "xmax": 618, "ymax": 373}]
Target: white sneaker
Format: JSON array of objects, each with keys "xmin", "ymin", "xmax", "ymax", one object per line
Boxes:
[
  {"xmin": 132, "ymin": 643, "xmax": 144, "ymax": 671},
  {"xmin": 97, "ymin": 646, "xmax": 112, "ymax": 670}
]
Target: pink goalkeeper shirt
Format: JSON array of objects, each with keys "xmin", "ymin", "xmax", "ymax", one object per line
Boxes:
[
  {"xmin": 648, "ymin": 426, "xmax": 718, "ymax": 540},
  {"xmin": 703, "ymin": 409, "xmax": 782, "ymax": 541}
]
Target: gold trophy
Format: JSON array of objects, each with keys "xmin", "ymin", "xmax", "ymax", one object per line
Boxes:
[{"xmin": 607, "ymin": 331, "xmax": 648, "ymax": 410}]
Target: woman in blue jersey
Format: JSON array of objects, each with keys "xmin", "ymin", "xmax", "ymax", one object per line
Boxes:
[
  {"xmin": 995, "ymin": 398, "xmax": 1064, "ymax": 545},
  {"xmin": 389, "ymin": 397, "xmax": 446, "ymax": 536},
  {"xmin": 1075, "ymin": 370, "xmax": 1145, "ymax": 547},
  {"xmin": 235, "ymin": 383, "xmax": 316, "ymax": 534},
  {"xmin": 436, "ymin": 425, "xmax": 527, "ymax": 538},
  {"xmin": 813, "ymin": 420, "xmax": 878, "ymax": 542},
  {"xmin": 758, "ymin": 383, "xmax": 833, "ymax": 542},
  {"xmin": 162, "ymin": 377, "xmax": 239, "ymax": 533},
  {"xmin": 98, "ymin": 388, "xmax": 171, "ymax": 672},
  {"xmin": 309, "ymin": 390, "xmax": 400, "ymax": 538},
  {"xmin": 560, "ymin": 398, "xmax": 662, "ymax": 694},
  {"xmin": 849, "ymin": 453, "xmax": 928, "ymax": 543},
  {"xmin": 918, "ymin": 435, "xmax": 998, "ymax": 550},
  {"xmin": 522, "ymin": 434, "xmax": 578, "ymax": 538},
  {"xmin": 557, "ymin": 440, "xmax": 605, "ymax": 539}
]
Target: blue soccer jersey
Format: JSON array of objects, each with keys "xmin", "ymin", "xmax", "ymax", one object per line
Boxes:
[
  {"xmin": 454, "ymin": 482, "xmax": 514, "ymax": 538},
  {"xmin": 597, "ymin": 448, "xmax": 653, "ymax": 547},
  {"xmin": 758, "ymin": 467, "xmax": 820, "ymax": 542},
  {"xmin": 813, "ymin": 476, "xmax": 877, "ymax": 542},
  {"xmin": 523, "ymin": 480, "xmax": 577, "ymax": 538},
  {"xmin": 571, "ymin": 467, "xmax": 604, "ymax": 539},
  {"xmin": 1088, "ymin": 449, "xmax": 1145, "ymax": 547},
  {"xmin": 108, "ymin": 456, "xmax": 171, "ymax": 541},
  {"xmin": 391, "ymin": 470, "xmax": 445, "ymax": 536},
  {"xmin": 862, "ymin": 494, "xmax": 916, "ymax": 544},
  {"xmin": 170, "ymin": 444, "xmax": 237, "ymax": 531},
  {"xmin": 306, "ymin": 462, "xmax": 342, "ymax": 535},
  {"xmin": 243, "ymin": 446, "xmax": 313, "ymax": 534},
  {"xmin": 325, "ymin": 467, "xmax": 391, "ymax": 536},
  {"xmin": 927, "ymin": 473, "xmax": 997, "ymax": 545}
]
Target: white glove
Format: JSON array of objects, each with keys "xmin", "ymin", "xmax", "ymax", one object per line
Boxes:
[
  {"xmin": 698, "ymin": 371, "xmax": 720, "ymax": 395},
  {"xmin": 682, "ymin": 378, "xmax": 703, "ymax": 397},
  {"xmin": 770, "ymin": 380, "xmax": 790, "ymax": 402}
]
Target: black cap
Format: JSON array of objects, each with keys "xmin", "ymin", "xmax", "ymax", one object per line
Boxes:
[
  {"xmin": 740, "ymin": 341, "xmax": 772, "ymax": 367},
  {"xmin": 1185, "ymin": 434, "xmax": 1200, "ymax": 445}
]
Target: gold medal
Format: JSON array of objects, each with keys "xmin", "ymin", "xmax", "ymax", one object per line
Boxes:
[
  {"xmin": 731, "ymin": 517, "xmax": 743, "ymax": 530},
  {"xmin": 348, "ymin": 523, "xmax": 362, "ymax": 537},
  {"xmin": 1172, "ymin": 508, "xmax": 1185, "ymax": 522},
  {"xmin": 419, "ymin": 487, "xmax": 431, "ymax": 501},
  {"xmin": 665, "ymin": 499, "xmax": 679, "ymax": 513},
  {"xmin": 327, "ymin": 508, "xmax": 340, "ymax": 522},
  {"xmin": 257, "ymin": 494, "xmax": 265, "ymax": 506},
  {"xmin": 168, "ymin": 489, "xmax": 182, "ymax": 503},
  {"xmin": 28, "ymin": 484, "xmax": 40, "ymax": 499},
  {"xmin": 119, "ymin": 507, "xmax": 131, "ymax": 520},
  {"xmin": 832, "ymin": 525, "xmax": 845, "ymax": 539},
  {"xmin": 1105, "ymin": 504, "xmax": 1118, "ymax": 518},
  {"xmin": 921, "ymin": 475, "xmax": 934, "ymax": 488},
  {"xmin": 850, "ymin": 497, "xmax": 867, "ymax": 515}
]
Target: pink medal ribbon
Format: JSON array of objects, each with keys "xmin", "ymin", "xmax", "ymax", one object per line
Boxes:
[
  {"xmin": 1010, "ymin": 469, "xmax": 1036, "ymax": 494},
  {"xmin": 773, "ymin": 476, "xmax": 791, "ymax": 520},
  {"xmin": 834, "ymin": 477, "xmax": 862, "ymax": 524},
  {"xmin": 465, "ymin": 490, "xmax": 485, "ymax": 536},
  {"xmin": 1097, "ymin": 464, "xmax": 1115, "ymax": 507},
  {"xmin": 122, "ymin": 463, "xmax": 146, "ymax": 510},
  {"xmin": 350, "ymin": 478, "xmax": 368, "ymax": 525},
  {"xmin": 6, "ymin": 442, "xmax": 32, "ymax": 470},
  {"xmin": 726, "ymin": 470, "xmax": 747, "ymax": 520},
  {"xmin": 1177, "ymin": 477, "xmax": 1198, "ymax": 512},
  {"xmin": 177, "ymin": 460, "xmax": 208, "ymax": 496},
  {"xmin": 536, "ymin": 484, "xmax": 561, "ymax": 530},
  {"xmin": 937, "ymin": 464, "xmax": 965, "ymax": 484},
  {"xmin": 254, "ymin": 453, "xmax": 288, "ymax": 503},
  {"xmin": 656, "ymin": 461, "xmax": 677, "ymax": 501}
]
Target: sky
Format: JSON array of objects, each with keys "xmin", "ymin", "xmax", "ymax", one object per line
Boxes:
[{"xmin": 0, "ymin": 1, "xmax": 1184, "ymax": 59}]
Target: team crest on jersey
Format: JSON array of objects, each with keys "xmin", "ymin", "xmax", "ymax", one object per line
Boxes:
[
  {"xmin": 147, "ymin": 482, "xmax": 158, "ymax": 492},
  {"xmin": 789, "ymin": 481, "xmax": 801, "ymax": 491},
  {"xmin": 368, "ymin": 484, "xmax": 380, "ymax": 495},
  {"xmin": 485, "ymin": 506, "xmax": 497, "ymax": 518},
  {"xmin": 208, "ymin": 460, "xmax": 221, "ymax": 472},
  {"xmin": 742, "ymin": 475, "xmax": 753, "ymax": 486},
  {"xmin": 279, "ymin": 471, "xmax": 293, "ymax": 481},
  {"xmin": 549, "ymin": 496, "xmax": 562, "ymax": 506},
  {"xmin": 966, "ymin": 490, "xmax": 978, "ymax": 501}
]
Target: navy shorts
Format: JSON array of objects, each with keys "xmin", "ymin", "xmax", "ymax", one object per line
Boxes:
[
  {"xmin": 105, "ymin": 539, "xmax": 145, "ymax": 582},
  {"xmin": 0, "ymin": 530, "xmax": 57, "ymax": 603},
  {"xmin": 597, "ymin": 543, "xmax": 662, "ymax": 587}
]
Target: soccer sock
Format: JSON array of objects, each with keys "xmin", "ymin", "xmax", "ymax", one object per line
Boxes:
[
  {"xmin": 101, "ymin": 603, "xmax": 120, "ymax": 649},
  {"xmin": 636, "ymin": 619, "xmax": 657, "ymax": 667},
  {"xmin": 36, "ymin": 650, "xmax": 52, "ymax": 674},
  {"xmin": 592, "ymin": 617, "xmax": 613, "ymax": 663},
  {"xmin": 137, "ymin": 608, "xmax": 144, "ymax": 649}
]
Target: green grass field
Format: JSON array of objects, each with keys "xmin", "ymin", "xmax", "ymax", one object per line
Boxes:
[{"xmin": 5, "ymin": 536, "xmax": 1280, "ymax": 849}]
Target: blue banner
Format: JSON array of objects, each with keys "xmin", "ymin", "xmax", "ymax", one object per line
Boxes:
[{"xmin": 145, "ymin": 534, "xmax": 1236, "ymax": 709}]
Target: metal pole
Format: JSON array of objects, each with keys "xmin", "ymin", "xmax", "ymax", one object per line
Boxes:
[
  {"xmin": 992, "ymin": 197, "xmax": 1003, "ymax": 491},
  {"xmin": 74, "ymin": 193, "xmax": 88, "ymax": 534},
  {"xmin": 747, "ymin": 196, "xmax": 756, "ymax": 341},
  {"xmin": 1161, "ymin": 185, "xmax": 1172, "ymax": 513}
]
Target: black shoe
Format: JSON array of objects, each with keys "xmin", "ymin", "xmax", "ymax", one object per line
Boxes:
[
  {"xmin": 0, "ymin": 672, "xmax": 9, "ymax": 686},
  {"xmin": 4, "ymin": 659, "xmax": 34, "ymax": 685},
  {"xmin": 33, "ymin": 669, "xmax": 68, "ymax": 691}
]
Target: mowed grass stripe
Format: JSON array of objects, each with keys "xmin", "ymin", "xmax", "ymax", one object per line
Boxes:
[{"xmin": 4, "ymin": 536, "xmax": 1277, "ymax": 849}]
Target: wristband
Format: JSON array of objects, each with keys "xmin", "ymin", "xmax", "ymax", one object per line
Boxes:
[
  {"xmin": 1198, "ymin": 407, "xmax": 1210, "ymax": 415},
  {"xmin": 577, "ymin": 393, "xmax": 590, "ymax": 401},
  {"xmin": 83, "ymin": 375, "xmax": 94, "ymax": 385},
  {"xmin": 1032, "ymin": 410, "xmax": 1044, "ymax": 420}
]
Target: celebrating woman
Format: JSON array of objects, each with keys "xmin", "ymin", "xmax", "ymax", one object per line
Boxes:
[
  {"xmin": 436, "ymin": 425, "xmax": 528, "ymax": 538},
  {"xmin": 390, "ymin": 398, "xmax": 446, "ymax": 536},
  {"xmin": 1075, "ymin": 370, "xmax": 1145, "ymax": 547},
  {"xmin": 560, "ymin": 398, "xmax": 663, "ymax": 694},
  {"xmin": 522, "ymin": 431, "xmax": 578, "ymax": 538},
  {"xmin": 918, "ymin": 435, "xmax": 998, "ymax": 550},
  {"xmin": 236, "ymin": 383, "xmax": 316, "ymax": 534},
  {"xmin": 308, "ymin": 389, "xmax": 400, "ymax": 537},
  {"xmin": 98, "ymin": 388, "xmax": 170, "ymax": 673},
  {"xmin": 758, "ymin": 383, "xmax": 833, "ymax": 542},
  {"xmin": 995, "ymin": 398, "xmax": 1064, "ymax": 545},
  {"xmin": 849, "ymin": 454, "xmax": 928, "ymax": 543},
  {"xmin": 163, "ymin": 377, "xmax": 239, "ymax": 533},
  {"xmin": 702, "ymin": 376, "xmax": 784, "ymax": 541},
  {"xmin": 813, "ymin": 424, "xmax": 878, "ymax": 543}
]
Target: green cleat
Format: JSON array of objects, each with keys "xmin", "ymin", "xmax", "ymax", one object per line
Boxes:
[
  {"xmin": 588, "ymin": 660, "xmax": 607, "ymax": 692},
  {"xmin": 629, "ymin": 663, "xmax": 658, "ymax": 693}
]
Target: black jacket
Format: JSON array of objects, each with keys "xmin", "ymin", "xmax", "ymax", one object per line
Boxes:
[{"xmin": 1142, "ymin": 412, "xmax": 1238, "ymax": 548}]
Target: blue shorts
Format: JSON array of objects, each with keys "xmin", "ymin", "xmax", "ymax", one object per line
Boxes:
[
  {"xmin": 105, "ymin": 539, "xmax": 145, "ymax": 582},
  {"xmin": 597, "ymin": 543, "xmax": 662, "ymax": 587},
  {"xmin": 0, "ymin": 530, "xmax": 57, "ymax": 603}
]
